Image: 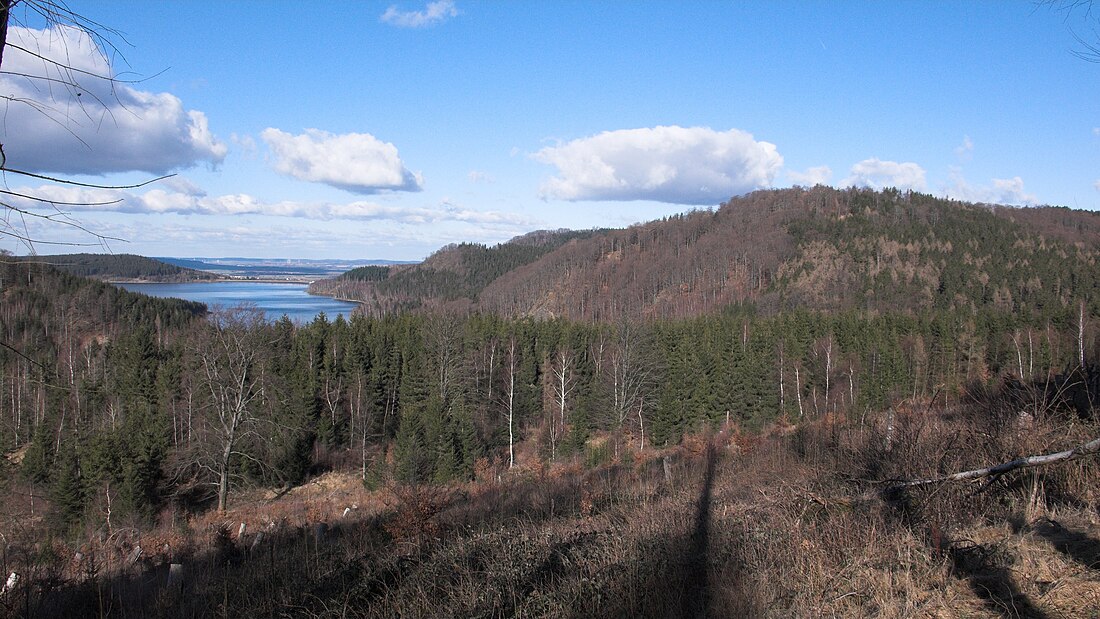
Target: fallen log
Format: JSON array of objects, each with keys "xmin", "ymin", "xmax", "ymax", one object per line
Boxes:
[{"xmin": 883, "ymin": 436, "xmax": 1100, "ymax": 493}]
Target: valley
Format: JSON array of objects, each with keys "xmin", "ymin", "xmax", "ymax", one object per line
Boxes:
[
  {"xmin": 2, "ymin": 3, "xmax": 1099, "ymax": 615},
  {"xmin": 1, "ymin": 188, "xmax": 1099, "ymax": 617}
]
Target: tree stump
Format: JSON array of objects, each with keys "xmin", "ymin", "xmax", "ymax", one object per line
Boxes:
[{"xmin": 167, "ymin": 563, "xmax": 184, "ymax": 589}]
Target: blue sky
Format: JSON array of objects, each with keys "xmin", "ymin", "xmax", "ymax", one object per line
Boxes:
[{"xmin": 2, "ymin": 1, "xmax": 1098, "ymax": 260}]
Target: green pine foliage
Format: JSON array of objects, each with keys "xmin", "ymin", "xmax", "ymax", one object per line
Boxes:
[
  {"xmin": 339, "ymin": 265, "xmax": 391, "ymax": 282},
  {"xmin": 34, "ymin": 253, "xmax": 216, "ymax": 281},
  {"xmin": 50, "ymin": 446, "xmax": 85, "ymax": 529},
  {"xmin": 308, "ymin": 229, "xmax": 606, "ymax": 313},
  {"xmin": 5, "ymin": 189, "xmax": 1100, "ymax": 528}
]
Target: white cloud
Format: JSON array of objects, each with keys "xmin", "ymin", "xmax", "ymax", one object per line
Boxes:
[
  {"xmin": 942, "ymin": 169, "xmax": 1036, "ymax": 205},
  {"xmin": 955, "ymin": 135, "xmax": 974, "ymax": 162},
  {"xmin": 9, "ymin": 184, "xmax": 530, "ymax": 225},
  {"xmin": 380, "ymin": 0, "xmax": 458, "ymax": 27},
  {"xmin": 10, "ymin": 219, "xmax": 421, "ymax": 257},
  {"xmin": 1093, "ymin": 127, "xmax": 1100, "ymax": 137},
  {"xmin": 468, "ymin": 170, "xmax": 495, "ymax": 184},
  {"xmin": 787, "ymin": 165, "xmax": 832, "ymax": 187},
  {"xmin": 1093, "ymin": 179, "xmax": 1100, "ymax": 191},
  {"xmin": 260, "ymin": 128, "xmax": 423, "ymax": 194},
  {"xmin": 988, "ymin": 177, "xmax": 1037, "ymax": 204},
  {"xmin": 62, "ymin": 219, "xmax": 519, "ymax": 258},
  {"xmin": 230, "ymin": 133, "xmax": 258, "ymax": 155},
  {"xmin": 0, "ymin": 25, "xmax": 227, "ymax": 175},
  {"xmin": 842, "ymin": 158, "xmax": 927, "ymax": 191},
  {"xmin": 533, "ymin": 125, "xmax": 783, "ymax": 205},
  {"xmin": 160, "ymin": 176, "xmax": 207, "ymax": 197}
]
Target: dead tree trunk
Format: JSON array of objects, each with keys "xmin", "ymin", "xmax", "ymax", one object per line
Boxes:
[{"xmin": 883, "ymin": 436, "xmax": 1100, "ymax": 494}]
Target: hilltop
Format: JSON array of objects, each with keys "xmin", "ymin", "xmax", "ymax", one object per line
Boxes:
[
  {"xmin": 313, "ymin": 187, "xmax": 1100, "ymax": 321},
  {"xmin": 32, "ymin": 253, "xmax": 218, "ymax": 283}
]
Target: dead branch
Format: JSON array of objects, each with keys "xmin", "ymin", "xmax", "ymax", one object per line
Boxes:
[{"xmin": 882, "ymin": 436, "xmax": 1100, "ymax": 493}]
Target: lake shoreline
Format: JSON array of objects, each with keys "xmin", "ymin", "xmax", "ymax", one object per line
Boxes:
[
  {"xmin": 115, "ymin": 281, "xmax": 361, "ymax": 323},
  {"xmin": 107, "ymin": 275, "xmax": 321, "ymax": 285}
]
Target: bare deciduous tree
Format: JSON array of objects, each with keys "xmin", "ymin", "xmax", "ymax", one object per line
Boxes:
[
  {"xmin": 193, "ymin": 305, "xmax": 265, "ymax": 512},
  {"xmin": 547, "ymin": 346, "xmax": 575, "ymax": 460},
  {"xmin": 501, "ymin": 336, "xmax": 517, "ymax": 469},
  {"xmin": 1045, "ymin": 0, "xmax": 1100, "ymax": 62},
  {"xmin": 608, "ymin": 321, "xmax": 654, "ymax": 453},
  {"xmin": 426, "ymin": 313, "xmax": 462, "ymax": 402}
]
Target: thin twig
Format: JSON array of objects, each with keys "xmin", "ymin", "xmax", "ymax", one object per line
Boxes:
[{"xmin": 1, "ymin": 167, "xmax": 173, "ymax": 189}]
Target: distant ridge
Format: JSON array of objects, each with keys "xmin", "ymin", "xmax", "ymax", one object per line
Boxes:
[
  {"xmin": 159, "ymin": 257, "xmax": 415, "ymax": 279},
  {"xmin": 310, "ymin": 187, "xmax": 1100, "ymax": 321},
  {"xmin": 308, "ymin": 228, "xmax": 607, "ymax": 314},
  {"xmin": 32, "ymin": 253, "xmax": 217, "ymax": 282}
]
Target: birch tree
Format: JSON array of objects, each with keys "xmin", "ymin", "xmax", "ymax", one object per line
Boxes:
[
  {"xmin": 547, "ymin": 346, "xmax": 575, "ymax": 460},
  {"xmin": 608, "ymin": 321, "xmax": 654, "ymax": 452},
  {"xmin": 501, "ymin": 336, "xmax": 517, "ymax": 468}
]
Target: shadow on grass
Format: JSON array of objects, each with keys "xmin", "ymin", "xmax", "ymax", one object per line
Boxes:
[
  {"xmin": 681, "ymin": 442, "xmax": 716, "ymax": 619},
  {"xmin": 7, "ymin": 514, "xmax": 392, "ymax": 618},
  {"xmin": 950, "ymin": 542, "xmax": 1048, "ymax": 619},
  {"xmin": 1030, "ymin": 518, "xmax": 1100, "ymax": 570},
  {"xmin": 882, "ymin": 485, "xmax": 1048, "ymax": 619}
]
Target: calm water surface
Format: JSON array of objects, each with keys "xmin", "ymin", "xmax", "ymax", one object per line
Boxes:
[{"xmin": 118, "ymin": 282, "xmax": 359, "ymax": 323}]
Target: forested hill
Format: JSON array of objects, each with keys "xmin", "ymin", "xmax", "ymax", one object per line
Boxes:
[
  {"xmin": 318, "ymin": 187, "xmax": 1100, "ymax": 321},
  {"xmin": 308, "ymin": 228, "xmax": 607, "ymax": 313},
  {"xmin": 0, "ymin": 259, "xmax": 206, "ymax": 387},
  {"xmin": 33, "ymin": 253, "xmax": 218, "ymax": 282},
  {"xmin": 1, "ymin": 258, "xmax": 206, "ymax": 335}
]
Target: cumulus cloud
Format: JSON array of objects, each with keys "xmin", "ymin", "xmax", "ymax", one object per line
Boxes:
[
  {"xmin": 955, "ymin": 135, "xmax": 974, "ymax": 162},
  {"xmin": 1093, "ymin": 179, "xmax": 1099, "ymax": 192},
  {"xmin": 381, "ymin": 0, "xmax": 458, "ymax": 27},
  {"xmin": 943, "ymin": 169, "xmax": 1036, "ymax": 205},
  {"xmin": 1093, "ymin": 128, "xmax": 1100, "ymax": 137},
  {"xmin": 8, "ymin": 184, "xmax": 530, "ymax": 225},
  {"xmin": 787, "ymin": 165, "xmax": 832, "ymax": 187},
  {"xmin": 533, "ymin": 126, "xmax": 782, "ymax": 205},
  {"xmin": 842, "ymin": 158, "xmax": 927, "ymax": 191},
  {"xmin": 0, "ymin": 25, "xmax": 227, "ymax": 175},
  {"xmin": 261, "ymin": 128, "xmax": 423, "ymax": 194}
]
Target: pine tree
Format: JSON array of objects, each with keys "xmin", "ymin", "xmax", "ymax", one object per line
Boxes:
[
  {"xmin": 451, "ymin": 396, "xmax": 482, "ymax": 479},
  {"xmin": 50, "ymin": 446, "xmax": 85, "ymax": 528},
  {"xmin": 393, "ymin": 408, "xmax": 427, "ymax": 485}
]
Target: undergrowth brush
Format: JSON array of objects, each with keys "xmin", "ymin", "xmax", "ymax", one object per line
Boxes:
[{"xmin": 2, "ymin": 392, "xmax": 1098, "ymax": 617}]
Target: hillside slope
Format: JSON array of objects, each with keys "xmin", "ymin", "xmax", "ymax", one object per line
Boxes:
[
  {"xmin": 318, "ymin": 188, "xmax": 1100, "ymax": 321},
  {"xmin": 34, "ymin": 253, "xmax": 217, "ymax": 282},
  {"xmin": 309, "ymin": 228, "xmax": 606, "ymax": 314},
  {"xmin": 482, "ymin": 187, "xmax": 1100, "ymax": 320}
]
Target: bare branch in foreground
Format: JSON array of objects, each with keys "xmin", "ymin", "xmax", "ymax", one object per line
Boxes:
[
  {"xmin": 1, "ymin": 167, "xmax": 173, "ymax": 189},
  {"xmin": 882, "ymin": 436, "xmax": 1100, "ymax": 493}
]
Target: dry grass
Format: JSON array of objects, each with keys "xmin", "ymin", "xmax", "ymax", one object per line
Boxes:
[{"xmin": 2, "ymin": 397, "xmax": 1099, "ymax": 618}]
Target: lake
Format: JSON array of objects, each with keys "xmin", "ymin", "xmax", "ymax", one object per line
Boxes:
[{"xmin": 118, "ymin": 281, "xmax": 359, "ymax": 323}]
